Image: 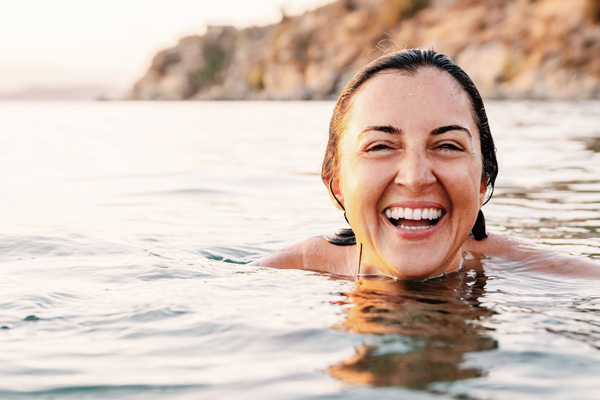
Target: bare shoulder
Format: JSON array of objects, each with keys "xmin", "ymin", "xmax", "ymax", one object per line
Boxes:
[
  {"xmin": 464, "ymin": 233, "xmax": 600, "ymax": 278},
  {"xmin": 463, "ymin": 233, "xmax": 528, "ymax": 255},
  {"xmin": 250, "ymin": 236, "xmax": 357, "ymax": 277}
]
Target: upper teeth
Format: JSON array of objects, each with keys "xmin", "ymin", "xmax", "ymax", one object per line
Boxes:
[{"xmin": 385, "ymin": 207, "xmax": 442, "ymax": 220}]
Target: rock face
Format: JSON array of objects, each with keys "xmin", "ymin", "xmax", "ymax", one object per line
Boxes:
[{"xmin": 129, "ymin": 0, "xmax": 600, "ymax": 100}]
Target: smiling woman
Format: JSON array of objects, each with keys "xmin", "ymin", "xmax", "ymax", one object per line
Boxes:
[
  {"xmin": 332, "ymin": 68, "xmax": 486, "ymax": 280},
  {"xmin": 252, "ymin": 48, "xmax": 600, "ymax": 281}
]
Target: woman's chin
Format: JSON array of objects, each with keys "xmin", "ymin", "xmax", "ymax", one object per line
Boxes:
[{"xmin": 373, "ymin": 226, "xmax": 466, "ymax": 280}]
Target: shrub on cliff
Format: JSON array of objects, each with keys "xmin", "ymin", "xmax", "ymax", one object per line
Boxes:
[
  {"xmin": 384, "ymin": 0, "xmax": 430, "ymax": 25},
  {"xmin": 195, "ymin": 43, "xmax": 227, "ymax": 89}
]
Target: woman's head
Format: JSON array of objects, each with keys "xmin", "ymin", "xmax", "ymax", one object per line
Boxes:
[
  {"xmin": 322, "ymin": 49, "xmax": 498, "ymax": 280},
  {"xmin": 322, "ymin": 49, "xmax": 497, "ymax": 197}
]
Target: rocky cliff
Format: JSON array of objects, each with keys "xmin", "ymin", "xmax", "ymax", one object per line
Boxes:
[{"xmin": 129, "ymin": 0, "xmax": 600, "ymax": 100}]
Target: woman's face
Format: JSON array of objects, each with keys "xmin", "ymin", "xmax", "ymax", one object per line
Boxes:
[{"xmin": 333, "ymin": 68, "xmax": 487, "ymax": 280}]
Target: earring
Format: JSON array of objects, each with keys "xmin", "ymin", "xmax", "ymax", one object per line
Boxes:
[{"xmin": 471, "ymin": 210, "xmax": 488, "ymax": 240}]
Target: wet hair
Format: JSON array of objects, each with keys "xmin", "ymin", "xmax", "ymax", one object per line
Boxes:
[{"xmin": 322, "ymin": 49, "xmax": 498, "ymax": 204}]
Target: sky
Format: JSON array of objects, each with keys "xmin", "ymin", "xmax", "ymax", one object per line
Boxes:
[{"xmin": 0, "ymin": 0, "xmax": 333, "ymax": 96}]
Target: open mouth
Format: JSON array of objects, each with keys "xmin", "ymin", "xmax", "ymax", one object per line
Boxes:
[{"xmin": 384, "ymin": 207, "xmax": 444, "ymax": 230}]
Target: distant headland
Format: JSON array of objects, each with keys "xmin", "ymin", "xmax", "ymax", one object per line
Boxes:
[{"xmin": 129, "ymin": 0, "xmax": 600, "ymax": 100}]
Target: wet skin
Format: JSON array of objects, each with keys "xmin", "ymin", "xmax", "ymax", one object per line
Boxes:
[{"xmin": 330, "ymin": 68, "xmax": 487, "ymax": 280}]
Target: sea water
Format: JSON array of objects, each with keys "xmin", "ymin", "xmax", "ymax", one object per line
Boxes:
[{"xmin": 0, "ymin": 100, "xmax": 599, "ymax": 399}]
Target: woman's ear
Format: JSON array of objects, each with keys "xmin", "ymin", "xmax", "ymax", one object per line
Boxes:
[
  {"xmin": 328, "ymin": 176, "xmax": 345, "ymax": 211},
  {"xmin": 479, "ymin": 176, "xmax": 489, "ymax": 207}
]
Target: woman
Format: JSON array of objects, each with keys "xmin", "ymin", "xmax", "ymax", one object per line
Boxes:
[{"xmin": 253, "ymin": 49, "xmax": 599, "ymax": 281}]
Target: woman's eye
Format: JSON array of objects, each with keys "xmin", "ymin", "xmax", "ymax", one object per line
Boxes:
[
  {"xmin": 437, "ymin": 143, "xmax": 464, "ymax": 152},
  {"xmin": 366, "ymin": 143, "xmax": 393, "ymax": 152}
]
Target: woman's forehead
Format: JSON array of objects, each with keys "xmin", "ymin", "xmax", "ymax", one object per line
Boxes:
[{"xmin": 344, "ymin": 68, "xmax": 476, "ymax": 134}]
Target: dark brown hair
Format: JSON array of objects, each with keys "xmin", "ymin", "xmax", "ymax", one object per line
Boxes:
[{"xmin": 322, "ymin": 49, "xmax": 498, "ymax": 204}]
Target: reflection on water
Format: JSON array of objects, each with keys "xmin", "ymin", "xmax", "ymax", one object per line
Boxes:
[{"xmin": 329, "ymin": 258, "xmax": 497, "ymax": 390}]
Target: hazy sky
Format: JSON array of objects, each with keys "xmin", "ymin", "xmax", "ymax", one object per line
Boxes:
[{"xmin": 0, "ymin": 0, "xmax": 333, "ymax": 93}]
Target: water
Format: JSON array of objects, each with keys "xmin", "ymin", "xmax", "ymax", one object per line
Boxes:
[{"xmin": 0, "ymin": 100, "xmax": 599, "ymax": 399}]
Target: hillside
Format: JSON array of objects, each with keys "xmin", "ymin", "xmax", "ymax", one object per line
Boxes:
[{"xmin": 129, "ymin": 0, "xmax": 600, "ymax": 100}]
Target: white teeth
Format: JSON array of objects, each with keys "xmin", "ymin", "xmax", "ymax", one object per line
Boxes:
[
  {"xmin": 384, "ymin": 207, "xmax": 443, "ymax": 221},
  {"xmin": 399, "ymin": 225, "xmax": 429, "ymax": 230},
  {"xmin": 413, "ymin": 209, "xmax": 422, "ymax": 220}
]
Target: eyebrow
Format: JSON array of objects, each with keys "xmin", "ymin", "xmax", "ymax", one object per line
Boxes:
[
  {"xmin": 360, "ymin": 124, "xmax": 471, "ymax": 137},
  {"xmin": 431, "ymin": 125, "xmax": 471, "ymax": 137},
  {"xmin": 360, "ymin": 125, "xmax": 402, "ymax": 136}
]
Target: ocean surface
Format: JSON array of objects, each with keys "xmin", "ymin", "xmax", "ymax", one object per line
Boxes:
[{"xmin": 1, "ymin": 100, "xmax": 599, "ymax": 399}]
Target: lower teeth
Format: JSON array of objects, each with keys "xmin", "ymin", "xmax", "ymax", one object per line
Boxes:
[{"xmin": 399, "ymin": 225, "xmax": 429, "ymax": 230}]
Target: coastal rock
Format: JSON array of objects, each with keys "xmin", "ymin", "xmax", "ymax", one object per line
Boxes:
[{"xmin": 129, "ymin": 0, "xmax": 600, "ymax": 100}]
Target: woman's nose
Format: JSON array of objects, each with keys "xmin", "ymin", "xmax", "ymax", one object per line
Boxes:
[{"xmin": 393, "ymin": 149, "xmax": 436, "ymax": 192}]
